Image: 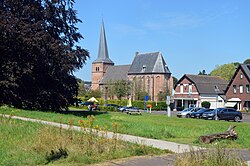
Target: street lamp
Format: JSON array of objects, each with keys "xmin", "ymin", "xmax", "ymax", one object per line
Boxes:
[{"xmin": 214, "ymin": 86, "xmax": 220, "ymax": 120}]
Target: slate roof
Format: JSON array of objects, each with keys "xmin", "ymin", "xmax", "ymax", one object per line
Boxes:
[
  {"xmin": 180, "ymin": 74, "xmax": 228, "ymax": 94},
  {"xmin": 128, "ymin": 52, "xmax": 171, "ymax": 74},
  {"xmin": 241, "ymin": 64, "xmax": 250, "ymax": 81},
  {"xmin": 93, "ymin": 20, "xmax": 114, "ymax": 64},
  {"xmin": 225, "ymin": 64, "xmax": 250, "ymax": 93},
  {"xmin": 101, "ymin": 65, "xmax": 131, "ymax": 84}
]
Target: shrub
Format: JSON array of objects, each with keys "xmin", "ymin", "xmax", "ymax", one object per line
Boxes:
[{"xmin": 201, "ymin": 101, "xmax": 211, "ymax": 108}]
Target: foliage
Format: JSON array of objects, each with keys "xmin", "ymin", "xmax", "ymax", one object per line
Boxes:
[
  {"xmin": 0, "ymin": 0, "xmax": 89, "ymax": 111},
  {"xmin": 77, "ymin": 79, "xmax": 85, "ymax": 97},
  {"xmin": 210, "ymin": 63, "xmax": 238, "ymax": 81},
  {"xmin": 198, "ymin": 69, "xmax": 207, "ymax": 75},
  {"xmin": 113, "ymin": 80, "xmax": 131, "ymax": 100},
  {"xmin": 87, "ymin": 89, "xmax": 103, "ymax": 99},
  {"xmin": 157, "ymin": 90, "xmax": 170, "ymax": 101},
  {"xmin": 201, "ymin": 101, "xmax": 211, "ymax": 108},
  {"xmin": 172, "ymin": 76, "xmax": 178, "ymax": 87},
  {"xmin": 132, "ymin": 100, "xmax": 168, "ymax": 110},
  {"xmin": 243, "ymin": 59, "xmax": 250, "ymax": 64}
]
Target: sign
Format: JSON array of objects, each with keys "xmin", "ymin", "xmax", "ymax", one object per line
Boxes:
[
  {"xmin": 144, "ymin": 95, "xmax": 149, "ymax": 101},
  {"xmin": 166, "ymin": 96, "xmax": 171, "ymax": 105},
  {"xmin": 147, "ymin": 104, "xmax": 152, "ymax": 108}
]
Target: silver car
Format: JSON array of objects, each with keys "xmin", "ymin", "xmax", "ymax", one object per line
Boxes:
[{"xmin": 177, "ymin": 107, "xmax": 202, "ymax": 118}]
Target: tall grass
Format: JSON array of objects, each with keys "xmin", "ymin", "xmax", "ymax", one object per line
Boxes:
[
  {"xmin": 1, "ymin": 106, "xmax": 250, "ymax": 149},
  {"xmin": 175, "ymin": 145, "xmax": 246, "ymax": 166},
  {"xmin": 0, "ymin": 114, "xmax": 169, "ymax": 165}
]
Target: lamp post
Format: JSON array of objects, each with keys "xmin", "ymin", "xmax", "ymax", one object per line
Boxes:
[
  {"xmin": 166, "ymin": 96, "xmax": 171, "ymax": 117},
  {"xmin": 214, "ymin": 86, "xmax": 220, "ymax": 120},
  {"xmin": 105, "ymin": 87, "xmax": 108, "ymax": 112}
]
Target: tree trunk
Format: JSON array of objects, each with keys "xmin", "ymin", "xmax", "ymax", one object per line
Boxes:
[{"xmin": 199, "ymin": 125, "xmax": 238, "ymax": 144}]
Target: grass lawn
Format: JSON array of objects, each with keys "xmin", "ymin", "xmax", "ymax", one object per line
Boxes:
[
  {"xmin": 0, "ymin": 116, "xmax": 169, "ymax": 166},
  {"xmin": 1, "ymin": 106, "xmax": 250, "ymax": 149}
]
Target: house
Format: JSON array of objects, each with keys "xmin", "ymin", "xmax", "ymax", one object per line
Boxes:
[
  {"xmin": 225, "ymin": 64, "xmax": 250, "ymax": 111},
  {"xmin": 91, "ymin": 20, "xmax": 173, "ymax": 101},
  {"xmin": 174, "ymin": 74, "xmax": 228, "ymax": 110}
]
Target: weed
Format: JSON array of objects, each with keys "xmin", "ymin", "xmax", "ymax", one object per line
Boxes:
[{"xmin": 175, "ymin": 145, "xmax": 245, "ymax": 166}]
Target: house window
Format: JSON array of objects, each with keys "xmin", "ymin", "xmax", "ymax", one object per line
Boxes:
[
  {"xmin": 246, "ymin": 85, "xmax": 249, "ymax": 93},
  {"xmin": 146, "ymin": 77, "xmax": 150, "ymax": 94},
  {"xmin": 188, "ymin": 84, "xmax": 192, "ymax": 94},
  {"xmin": 233, "ymin": 85, "xmax": 237, "ymax": 93},
  {"xmin": 240, "ymin": 73, "xmax": 243, "ymax": 79},
  {"xmin": 239, "ymin": 85, "xmax": 243, "ymax": 94},
  {"xmin": 180, "ymin": 84, "xmax": 183, "ymax": 94}
]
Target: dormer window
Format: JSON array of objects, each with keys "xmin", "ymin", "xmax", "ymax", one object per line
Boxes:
[{"xmin": 142, "ymin": 65, "xmax": 146, "ymax": 72}]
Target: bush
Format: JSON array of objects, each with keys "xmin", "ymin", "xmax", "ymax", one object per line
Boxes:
[
  {"xmin": 201, "ymin": 101, "xmax": 211, "ymax": 108},
  {"xmin": 100, "ymin": 99, "xmax": 168, "ymax": 111}
]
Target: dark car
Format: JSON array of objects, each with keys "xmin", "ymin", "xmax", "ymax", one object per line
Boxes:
[
  {"xmin": 201, "ymin": 108, "xmax": 242, "ymax": 122},
  {"xmin": 190, "ymin": 108, "xmax": 213, "ymax": 118},
  {"xmin": 176, "ymin": 107, "xmax": 202, "ymax": 118},
  {"xmin": 80, "ymin": 101, "xmax": 94, "ymax": 106},
  {"xmin": 105, "ymin": 104, "xmax": 120, "ymax": 108}
]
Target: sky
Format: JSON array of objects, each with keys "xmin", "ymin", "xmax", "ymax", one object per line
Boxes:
[{"xmin": 73, "ymin": 0, "xmax": 250, "ymax": 81}]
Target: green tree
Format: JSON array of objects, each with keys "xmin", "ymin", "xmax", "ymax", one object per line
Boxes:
[
  {"xmin": 244, "ymin": 59, "xmax": 250, "ymax": 64},
  {"xmin": 113, "ymin": 80, "xmax": 131, "ymax": 100},
  {"xmin": 201, "ymin": 101, "xmax": 211, "ymax": 108},
  {"xmin": 198, "ymin": 70, "xmax": 207, "ymax": 75},
  {"xmin": 172, "ymin": 76, "xmax": 178, "ymax": 87},
  {"xmin": 210, "ymin": 63, "xmax": 238, "ymax": 81},
  {"xmin": 77, "ymin": 79, "xmax": 85, "ymax": 97},
  {"xmin": 0, "ymin": 0, "xmax": 89, "ymax": 111},
  {"xmin": 88, "ymin": 89, "xmax": 103, "ymax": 99}
]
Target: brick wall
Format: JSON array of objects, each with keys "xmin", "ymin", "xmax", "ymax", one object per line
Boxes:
[{"xmin": 226, "ymin": 68, "xmax": 250, "ymax": 109}]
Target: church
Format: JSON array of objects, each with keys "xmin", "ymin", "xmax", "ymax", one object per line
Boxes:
[{"xmin": 92, "ymin": 20, "xmax": 173, "ymax": 101}]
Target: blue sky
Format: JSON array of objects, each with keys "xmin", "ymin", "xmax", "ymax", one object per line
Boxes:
[{"xmin": 73, "ymin": 0, "xmax": 250, "ymax": 81}]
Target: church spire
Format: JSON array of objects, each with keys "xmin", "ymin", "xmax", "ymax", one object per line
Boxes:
[{"xmin": 93, "ymin": 19, "xmax": 114, "ymax": 64}]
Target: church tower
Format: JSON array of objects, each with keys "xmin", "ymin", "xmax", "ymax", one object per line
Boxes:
[{"xmin": 92, "ymin": 20, "xmax": 114, "ymax": 90}]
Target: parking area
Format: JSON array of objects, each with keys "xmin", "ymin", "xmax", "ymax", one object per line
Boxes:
[{"xmin": 150, "ymin": 111, "xmax": 250, "ymax": 123}]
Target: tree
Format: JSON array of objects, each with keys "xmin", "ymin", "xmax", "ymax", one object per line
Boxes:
[
  {"xmin": 210, "ymin": 63, "xmax": 238, "ymax": 81},
  {"xmin": 201, "ymin": 101, "xmax": 211, "ymax": 108},
  {"xmin": 172, "ymin": 76, "xmax": 178, "ymax": 87},
  {"xmin": 198, "ymin": 70, "xmax": 207, "ymax": 75},
  {"xmin": 77, "ymin": 79, "xmax": 85, "ymax": 97},
  {"xmin": 244, "ymin": 59, "xmax": 250, "ymax": 64},
  {"xmin": 0, "ymin": 0, "xmax": 89, "ymax": 111},
  {"xmin": 113, "ymin": 80, "xmax": 131, "ymax": 100}
]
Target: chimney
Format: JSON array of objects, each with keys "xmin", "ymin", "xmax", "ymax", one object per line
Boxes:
[{"xmin": 135, "ymin": 52, "xmax": 139, "ymax": 56}]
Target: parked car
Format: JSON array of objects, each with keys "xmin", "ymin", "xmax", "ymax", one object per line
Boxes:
[
  {"xmin": 80, "ymin": 101, "xmax": 99, "ymax": 111},
  {"xmin": 118, "ymin": 106, "xmax": 127, "ymax": 112},
  {"xmin": 118, "ymin": 106, "xmax": 141, "ymax": 114},
  {"xmin": 201, "ymin": 108, "xmax": 242, "ymax": 122},
  {"xmin": 80, "ymin": 101, "xmax": 94, "ymax": 106},
  {"xmin": 105, "ymin": 104, "xmax": 120, "ymax": 108},
  {"xmin": 126, "ymin": 106, "xmax": 141, "ymax": 115},
  {"xmin": 190, "ymin": 108, "xmax": 214, "ymax": 118},
  {"xmin": 177, "ymin": 107, "xmax": 202, "ymax": 118}
]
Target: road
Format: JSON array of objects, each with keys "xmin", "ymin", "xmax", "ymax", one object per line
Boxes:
[{"xmin": 150, "ymin": 111, "xmax": 250, "ymax": 123}]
